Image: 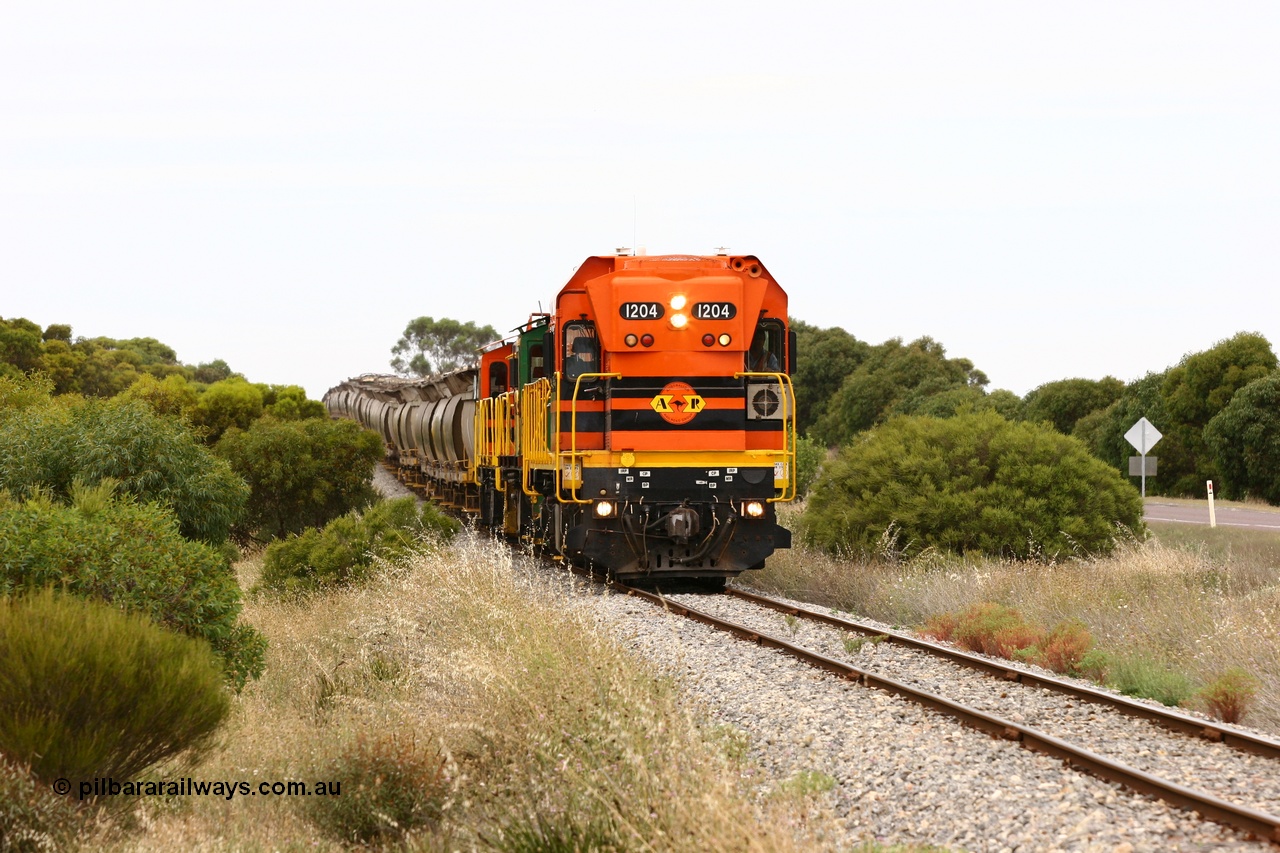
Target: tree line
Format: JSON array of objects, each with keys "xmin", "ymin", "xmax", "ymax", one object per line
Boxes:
[{"xmin": 791, "ymin": 323, "xmax": 1280, "ymax": 506}]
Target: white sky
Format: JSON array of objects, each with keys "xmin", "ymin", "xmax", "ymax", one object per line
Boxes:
[{"xmin": 3, "ymin": 2, "xmax": 1277, "ymax": 401}]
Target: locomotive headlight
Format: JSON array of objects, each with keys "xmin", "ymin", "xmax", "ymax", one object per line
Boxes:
[
  {"xmin": 743, "ymin": 501, "xmax": 765, "ymax": 518},
  {"xmin": 718, "ymin": 333, "xmax": 732, "ymax": 346},
  {"xmin": 670, "ymin": 313, "xmax": 688, "ymax": 329},
  {"xmin": 669, "ymin": 294, "xmax": 687, "ymax": 310},
  {"xmin": 625, "ymin": 333, "xmax": 638, "ymax": 347},
  {"xmin": 594, "ymin": 500, "xmax": 616, "ymax": 518}
]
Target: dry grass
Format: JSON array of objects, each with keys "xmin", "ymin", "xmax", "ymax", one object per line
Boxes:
[
  {"xmin": 750, "ymin": 506, "xmax": 1280, "ymax": 732},
  {"xmin": 84, "ymin": 534, "xmax": 813, "ymax": 851}
]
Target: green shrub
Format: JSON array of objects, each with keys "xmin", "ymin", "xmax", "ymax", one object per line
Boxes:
[
  {"xmin": 0, "ymin": 493, "xmax": 265, "ymax": 688},
  {"xmin": 0, "ymin": 590, "xmax": 230, "ymax": 786},
  {"xmin": 260, "ymin": 497, "xmax": 459, "ymax": 592},
  {"xmin": 305, "ymin": 733, "xmax": 446, "ymax": 844},
  {"xmin": 362, "ymin": 494, "xmax": 460, "ymax": 557},
  {"xmin": 0, "ymin": 755, "xmax": 80, "ymax": 853},
  {"xmin": 0, "ymin": 396, "xmax": 247, "ymax": 545},
  {"xmin": 215, "ymin": 415, "xmax": 385, "ymax": 540},
  {"xmin": 1107, "ymin": 654, "xmax": 1194, "ymax": 707},
  {"xmin": 1076, "ymin": 648, "xmax": 1113, "ymax": 683},
  {"xmin": 794, "ymin": 434, "xmax": 825, "ymax": 498},
  {"xmin": 804, "ymin": 411, "xmax": 1144, "ymax": 559}
]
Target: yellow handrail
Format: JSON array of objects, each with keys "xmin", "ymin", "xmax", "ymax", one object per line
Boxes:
[
  {"xmin": 471, "ymin": 397, "xmax": 490, "ymax": 477},
  {"xmin": 735, "ymin": 371, "xmax": 798, "ymax": 502},
  {"xmin": 520, "ymin": 377, "xmax": 555, "ymax": 496},
  {"xmin": 561, "ymin": 371, "xmax": 621, "ymax": 504}
]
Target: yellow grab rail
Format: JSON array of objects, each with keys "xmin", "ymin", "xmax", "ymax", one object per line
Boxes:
[
  {"xmin": 561, "ymin": 371, "xmax": 620, "ymax": 504},
  {"xmin": 735, "ymin": 371, "xmax": 798, "ymax": 503},
  {"xmin": 520, "ymin": 377, "xmax": 556, "ymax": 496},
  {"xmin": 473, "ymin": 397, "xmax": 492, "ymax": 468}
]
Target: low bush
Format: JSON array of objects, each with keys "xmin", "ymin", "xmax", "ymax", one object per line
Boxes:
[
  {"xmin": 0, "ymin": 755, "xmax": 81, "ymax": 853},
  {"xmin": 0, "ymin": 590, "xmax": 230, "ymax": 786},
  {"xmin": 950, "ymin": 603, "xmax": 1033, "ymax": 657},
  {"xmin": 1196, "ymin": 668, "xmax": 1261, "ymax": 723},
  {"xmin": 924, "ymin": 603, "xmax": 1099, "ymax": 678},
  {"xmin": 305, "ymin": 733, "xmax": 447, "ymax": 844},
  {"xmin": 260, "ymin": 497, "xmax": 459, "ymax": 593},
  {"xmin": 804, "ymin": 411, "xmax": 1144, "ymax": 559},
  {"xmin": 0, "ymin": 489, "xmax": 265, "ymax": 687},
  {"xmin": 922, "ymin": 612, "xmax": 959, "ymax": 643},
  {"xmin": 1032, "ymin": 621, "xmax": 1094, "ymax": 676},
  {"xmin": 1108, "ymin": 655, "xmax": 1194, "ymax": 707}
]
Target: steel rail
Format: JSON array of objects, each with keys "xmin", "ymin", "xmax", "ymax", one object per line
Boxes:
[
  {"xmin": 617, "ymin": 583, "xmax": 1280, "ymax": 845},
  {"xmin": 725, "ymin": 587, "xmax": 1280, "ymax": 762}
]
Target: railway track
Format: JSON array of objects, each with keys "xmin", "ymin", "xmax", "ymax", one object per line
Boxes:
[
  {"xmin": 377, "ymin": 465, "xmax": 1280, "ymax": 845},
  {"xmin": 725, "ymin": 587, "xmax": 1280, "ymax": 762},
  {"xmin": 606, "ymin": 579, "xmax": 1280, "ymax": 846}
]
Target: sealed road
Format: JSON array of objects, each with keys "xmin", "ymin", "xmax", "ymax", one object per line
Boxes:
[{"xmin": 1144, "ymin": 501, "xmax": 1280, "ymax": 530}]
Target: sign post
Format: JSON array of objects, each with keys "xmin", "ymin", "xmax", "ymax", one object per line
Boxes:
[
  {"xmin": 1207, "ymin": 480, "xmax": 1217, "ymax": 528},
  {"xmin": 1124, "ymin": 418, "xmax": 1163, "ymax": 499}
]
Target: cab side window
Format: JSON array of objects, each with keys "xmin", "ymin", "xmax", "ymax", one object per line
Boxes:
[
  {"xmin": 563, "ymin": 322, "xmax": 599, "ymax": 381},
  {"xmin": 747, "ymin": 321, "xmax": 783, "ymax": 372},
  {"xmin": 488, "ymin": 361, "xmax": 508, "ymax": 397},
  {"xmin": 529, "ymin": 342, "xmax": 546, "ymax": 379}
]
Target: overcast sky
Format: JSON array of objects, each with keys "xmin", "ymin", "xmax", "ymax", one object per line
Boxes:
[{"xmin": 3, "ymin": 2, "xmax": 1277, "ymax": 401}]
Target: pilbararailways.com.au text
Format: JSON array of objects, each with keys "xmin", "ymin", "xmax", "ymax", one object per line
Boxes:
[{"xmin": 54, "ymin": 777, "xmax": 342, "ymax": 801}]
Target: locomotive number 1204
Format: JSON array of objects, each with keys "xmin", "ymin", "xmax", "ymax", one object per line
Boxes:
[
  {"xmin": 620, "ymin": 302, "xmax": 665, "ymax": 320},
  {"xmin": 693, "ymin": 302, "xmax": 737, "ymax": 319}
]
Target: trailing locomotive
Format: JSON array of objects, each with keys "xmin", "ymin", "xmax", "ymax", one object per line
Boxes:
[{"xmin": 324, "ymin": 252, "xmax": 797, "ymax": 582}]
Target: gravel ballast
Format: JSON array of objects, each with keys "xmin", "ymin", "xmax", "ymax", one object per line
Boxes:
[{"xmin": 576, "ymin": 580, "xmax": 1275, "ymax": 852}]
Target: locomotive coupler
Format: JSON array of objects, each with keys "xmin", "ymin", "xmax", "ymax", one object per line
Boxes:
[{"xmin": 663, "ymin": 504, "xmax": 700, "ymax": 544}]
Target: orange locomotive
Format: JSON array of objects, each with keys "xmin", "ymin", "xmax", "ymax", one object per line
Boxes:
[{"xmin": 327, "ymin": 252, "xmax": 797, "ymax": 582}]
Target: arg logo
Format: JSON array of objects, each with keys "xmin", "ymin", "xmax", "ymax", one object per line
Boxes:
[{"xmin": 650, "ymin": 382, "xmax": 706, "ymax": 425}]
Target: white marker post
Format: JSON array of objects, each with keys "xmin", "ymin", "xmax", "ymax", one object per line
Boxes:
[
  {"xmin": 1207, "ymin": 480, "xmax": 1217, "ymax": 528},
  {"xmin": 1124, "ymin": 418, "xmax": 1163, "ymax": 499}
]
